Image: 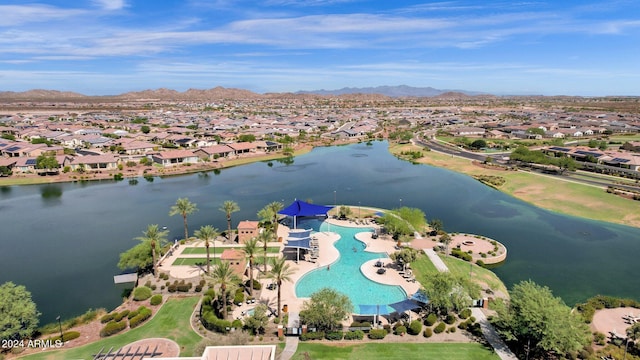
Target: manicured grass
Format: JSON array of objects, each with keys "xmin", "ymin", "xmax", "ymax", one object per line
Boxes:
[
  {"xmin": 19, "ymin": 297, "xmax": 202, "ymax": 360},
  {"xmin": 389, "ymin": 143, "xmax": 640, "ymax": 227},
  {"xmin": 410, "ymin": 251, "xmax": 507, "ymax": 296},
  {"xmin": 172, "ymin": 257, "xmax": 220, "ymax": 266},
  {"xmin": 180, "ymin": 246, "xmax": 281, "ymax": 255},
  {"xmin": 291, "ymin": 342, "xmax": 500, "ymax": 360}
]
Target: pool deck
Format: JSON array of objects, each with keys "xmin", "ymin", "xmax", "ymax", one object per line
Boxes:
[{"xmin": 232, "ymin": 218, "xmax": 418, "ymax": 321}]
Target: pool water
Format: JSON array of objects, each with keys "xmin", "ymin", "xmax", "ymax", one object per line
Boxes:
[{"xmin": 295, "ymin": 220, "xmax": 407, "ymax": 313}]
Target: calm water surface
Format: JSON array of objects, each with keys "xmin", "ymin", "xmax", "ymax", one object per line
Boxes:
[{"xmin": 1, "ymin": 141, "xmax": 639, "ymax": 324}]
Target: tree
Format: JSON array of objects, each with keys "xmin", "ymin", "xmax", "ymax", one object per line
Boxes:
[
  {"xmin": 421, "ymin": 271, "xmax": 472, "ymax": 314},
  {"xmin": 257, "ymin": 229, "xmax": 272, "ymax": 273},
  {"xmin": 268, "ymin": 256, "xmax": 295, "ymax": 321},
  {"xmin": 526, "ymin": 127, "xmax": 545, "ymax": 135},
  {"xmin": 35, "ymin": 153, "xmax": 59, "ymax": 173},
  {"xmin": 140, "ymin": 125, "xmax": 151, "ymax": 134},
  {"xmin": 169, "ymin": 197, "xmax": 198, "ymax": 241},
  {"xmin": 299, "ymin": 288, "xmax": 352, "ymax": 332},
  {"xmin": 491, "ymin": 280, "xmax": 590, "ymax": 359},
  {"xmin": 194, "ymin": 225, "xmax": 219, "ymax": 274},
  {"xmin": 118, "ymin": 240, "xmax": 153, "ymax": 271},
  {"xmin": 266, "ymin": 201, "xmax": 284, "ymax": 240},
  {"xmin": 244, "ymin": 303, "xmax": 269, "ymax": 335},
  {"xmin": 556, "ymin": 156, "xmax": 577, "ymax": 174},
  {"xmin": 243, "ymin": 237, "xmax": 259, "ymax": 297},
  {"xmin": 219, "ymin": 200, "xmax": 240, "ymax": 242},
  {"xmin": 134, "ymin": 224, "xmax": 169, "ymax": 277},
  {"xmin": 470, "ymin": 139, "xmax": 487, "ymax": 150},
  {"xmin": 439, "ymin": 232, "xmax": 452, "ymax": 255},
  {"xmin": 0, "ymin": 282, "xmax": 40, "ymax": 341},
  {"xmin": 209, "ymin": 261, "xmax": 240, "ymax": 320},
  {"xmin": 238, "ymin": 134, "xmax": 256, "ymax": 142},
  {"xmin": 429, "ymin": 218, "xmax": 443, "ymax": 234}
]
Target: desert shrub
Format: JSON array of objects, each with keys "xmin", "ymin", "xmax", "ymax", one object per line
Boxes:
[
  {"xmin": 424, "ymin": 313, "xmax": 438, "ymax": 326},
  {"xmin": 467, "ymin": 323, "xmax": 483, "ymax": 337},
  {"xmin": 368, "ymin": 329, "xmax": 387, "ymax": 340},
  {"xmin": 594, "ymin": 332, "xmax": 607, "ymax": 346},
  {"xmin": 344, "ymin": 330, "xmax": 364, "ymax": 340},
  {"xmin": 434, "ymin": 322, "xmax": 446, "ymax": 334},
  {"xmin": 47, "ymin": 331, "xmax": 81, "ymax": 342},
  {"xmin": 394, "ymin": 325, "xmax": 407, "ymax": 335},
  {"xmin": 234, "ymin": 291, "xmax": 245, "ymax": 304},
  {"xmin": 129, "ymin": 306, "xmax": 152, "ymax": 328},
  {"xmin": 150, "ymin": 294, "xmax": 163, "ymax": 306},
  {"xmin": 448, "ymin": 326, "xmax": 456, "ymax": 333},
  {"xmin": 383, "ymin": 324, "xmax": 391, "ymax": 333},
  {"xmin": 99, "ymin": 320, "xmax": 127, "ymax": 337},
  {"xmin": 113, "ymin": 310, "xmax": 129, "ymax": 322},
  {"xmin": 245, "ymin": 279, "xmax": 261, "ymax": 290},
  {"xmin": 458, "ymin": 320, "xmax": 469, "ymax": 330},
  {"xmin": 167, "ymin": 284, "xmax": 177, "ymax": 293},
  {"xmin": 100, "ymin": 313, "xmax": 115, "ymax": 323},
  {"xmin": 459, "ymin": 308, "xmax": 472, "ymax": 319},
  {"xmin": 176, "ymin": 282, "xmax": 192, "ymax": 292},
  {"xmin": 325, "ymin": 331, "xmax": 344, "ymax": 340},
  {"xmin": 231, "ymin": 319, "xmax": 243, "ymax": 329},
  {"xmin": 300, "ymin": 331, "xmax": 325, "ymax": 341},
  {"xmin": 408, "ymin": 320, "xmax": 422, "ymax": 335},
  {"xmin": 194, "ymin": 285, "xmax": 202, "ymax": 292},
  {"xmin": 423, "ymin": 327, "xmax": 433, "ymax": 338},
  {"xmin": 133, "ymin": 286, "xmax": 152, "ymax": 301},
  {"xmin": 350, "ymin": 321, "xmax": 371, "ymax": 328},
  {"xmin": 445, "ymin": 314, "xmax": 456, "ymax": 324}
]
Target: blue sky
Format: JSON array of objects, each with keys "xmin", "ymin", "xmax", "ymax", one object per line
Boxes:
[{"xmin": 1, "ymin": 0, "xmax": 639, "ymax": 96}]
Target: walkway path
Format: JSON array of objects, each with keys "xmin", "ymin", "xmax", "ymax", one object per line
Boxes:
[
  {"xmin": 279, "ymin": 312, "xmax": 300, "ymax": 360},
  {"xmin": 424, "ymin": 248, "xmax": 517, "ymax": 360}
]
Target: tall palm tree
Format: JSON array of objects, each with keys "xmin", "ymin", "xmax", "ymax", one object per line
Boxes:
[
  {"xmin": 169, "ymin": 197, "xmax": 198, "ymax": 242},
  {"xmin": 269, "ymin": 256, "xmax": 295, "ymax": 322},
  {"xmin": 194, "ymin": 225, "xmax": 219, "ymax": 274},
  {"xmin": 257, "ymin": 229, "xmax": 272, "ymax": 273},
  {"xmin": 266, "ymin": 201, "xmax": 284, "ymax": 240},
  {"xmin": 243, "ymin": 237, "xmax": 259, "ymax": 297},
  {"xmin": 135, "ymin": 224, "xmax": 169, "ymax": 278},
  {"xmin": 210, "ymin": 261, "xmax": 240, "ymax": 320},
  {"xmin": 219, "ymin": 200, "xmax": 240, "ymax": 242}
]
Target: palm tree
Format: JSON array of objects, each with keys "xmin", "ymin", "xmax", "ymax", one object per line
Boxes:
[
  {"xmin": 194, "ymin": 225, "xmax": 219, "ymax": 274},
  {"xmin": 266, "ymin": 201, "xmax": 284, "ymax": 240},
  {"xmin": 210, "ymin": 261, "xmax": 240, "ymax": 320},
  {"xmin": 243, "ymin": 237, "xmax": 259, "ymax": 297},
  {"xmin": 219, "ymin": 200, "xmax": 240, "ymax": 242},
  {"xmin": 269, "ymin": 256, "xmax": 295, "ymax": 322},
  {"xmin": 135, "ymin": 224, "xmax": 169, "ymax": 278},
  {"xmin": 169, "ymin": 197, "xmax": 198, "ymax": 242},
  {"xmin": 257, "ymin": 229, "xmax": 272, "ymax": 273}
]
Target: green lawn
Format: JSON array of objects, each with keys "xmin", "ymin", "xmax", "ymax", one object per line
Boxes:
[
  {"xmin": 180, "ymin": 246, "xmax": 281, "ymax": 255},
  {"xmin": 19, "ymin": 296, "xmax": 202, "ymax": 360},
  {"xmin": 292, "ymin": 342, "xmax": 500, "ymax": 360},
  {"xmin": 172, "ymin": 257, "xmax": 221, "ymax": 266},
  {"xmin": 410, "ymin": 252, "xmax": 507, "ymax": 296}
]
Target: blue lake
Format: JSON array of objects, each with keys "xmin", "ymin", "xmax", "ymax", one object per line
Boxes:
[{"xmin": 1, "ymin": 140, "xmax": 639, "ymax": 324}]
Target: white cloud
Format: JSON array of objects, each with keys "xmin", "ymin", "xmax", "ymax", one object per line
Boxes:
[
  {"xmin": 0, "ymin": 5, "xmax": 85, "ymax": 26},
  {"xmin": 93, "ymin": 0, "xmax": 127, "ymax": 11}
]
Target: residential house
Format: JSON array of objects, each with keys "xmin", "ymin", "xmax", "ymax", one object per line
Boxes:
[
  {"xmin": 70, "ymin": 154, "xmax": 120, "ymax": 172},
  {"xmin": 151, "ymin": 149, "xmax": 199, "ymax": 167},
  {"xmin": 227, "ymin": 142, "xmax": 257, "ymax": 155},
  {"xmin": 193, "ymin": 145, "xmax": 234, "ymax": 161}
]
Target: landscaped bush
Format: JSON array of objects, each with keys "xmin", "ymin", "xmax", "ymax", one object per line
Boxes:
[
  {"xmin": 234, "ymin": 291, "xmax": 245, "ymax": 304},
  {"xmin": 448, "ymin": 326, "xmax": 456, "ymax": 333},
  {"xmin": 133, "ymin": 286, "xmax": 152, "ymax": 301},
  {"xmin": 300, "ymin": 331, "xmax": 325, "ymax": 341},
  {"xmin": 150, "ymin": 294, "xmax": 163, "ymax": 306},
  {"xmin": 99, "ymin": 320, "xmax": 127, "ymax": 337},
  {"xmin": 394, "ymin": 325, "xmax": 407, "ymax": 335},
  {"xmin": 167, "ymin": 284, "xmax": 177, "ymax": 293},
  {"xmin": 325, "ymin": 331, "xmax": 344, "ymax": 340},
  {"xmin": 467, "ymin": 323, "xmax": 483, "ymax": 337},
  {"xmin": 245, "ymin": 279, "xmax": 261, "ymax": 290},
  {"xmin": 451, "ymin": 248, "xmax": 472, "ymax": 262},
  {"xmin": 459, "ymin": 308, "xmax": 472, "ymax": 319},
  {"xmin": 445, "ymin": 314, "xmax": 456, "ymax": 325},
  {"xmin": 424, "ymin": 313, "xmax": 437, "ymax": 326},
  {"xmin": 201, "ymin": 311, "xmax": 231, "ymax": 333},
  {"xmin": 204, "ymin": 288, "xmax": 216, "ymax": 298},
  {"xmin": 350, "ymin": 321, "xmax": 371, "ymax": 328},
  {"xmin": 231, "ymin": 319, "xmax": 243, "ymax": 329},
  {"xmin": 408, "ymin": 320, "xmax": 422, "ymax": 335},
  {"xmin": 176, "ymin": 282, "xmax": 192, "ymax": 292},
  {"xmin": 423, "ymin": 327, "xmax": 433, "ymax": 338},
  {"xmin": 344, "ymin": 330, "xmax": 364, "ymax": 340},
  {"xmin": 194, "ymin": 285, "xmax": 202, "ymax": 292},
  {"xmin": 458, "ymin": 320, "xmax": 469, "ymax": 330},
  {"xmin": 47, "ymin": 330, "xmax": 81, "ymax": 342},
  {"xmin": 129, "ymin": 306, "xmax": 152, "ymax": 328},
  {"xmin": 368, "ymin": 329, "xmax": 387, "ymax": 340},
  {"xmin": 383, "ymin": 324, "xmax": 391, "ymax": 333},
  {"xmin": 113, "ymin": 310, "xmax": 129, "ymax": 322},
  {"xmin": 434, "ymin": 322, "xmax": 446, "ymax": 334},
  {"xmin": 100, "ymin": 313, "xmax": 115, "ymax": 323}
]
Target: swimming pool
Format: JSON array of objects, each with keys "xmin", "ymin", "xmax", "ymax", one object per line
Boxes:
[{"xmin": 295, "ymin": 220, "xmax": 406, "ymax": 313}]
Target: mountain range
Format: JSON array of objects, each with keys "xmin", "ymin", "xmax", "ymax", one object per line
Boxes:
[{"xmin": 0, "ymin": 85, "xmax": 486, "ymax": 101}]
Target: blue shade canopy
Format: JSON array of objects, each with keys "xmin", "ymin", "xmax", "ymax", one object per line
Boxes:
[
  {"xmin": 284, "ymin": 238, "xmax": 312, "ymax": 250},
  {"xmin": 410, "ymin": 290, "xmax": 429, "ymax": 304},
  {"xmin": 279, "ymin": 200, "xmax": 333, "ymax": 217},
  {"xmin": 389, "ymin": 299, "xmax": 421, "ymax": 313}
]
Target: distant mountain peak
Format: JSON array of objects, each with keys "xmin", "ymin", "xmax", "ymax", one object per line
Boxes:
[{"xmin": 296, "ymin": 85, "xmax": 485, "ymax": 97}]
